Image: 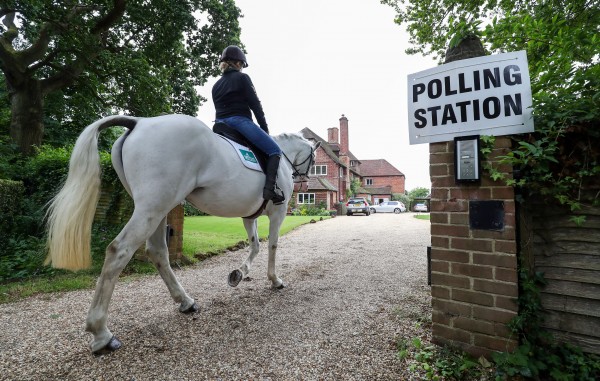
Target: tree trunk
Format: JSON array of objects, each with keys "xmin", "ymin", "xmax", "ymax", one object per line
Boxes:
[{"xmin": 9, "ymin": 79, "xmax": 44, "ymax": 155}]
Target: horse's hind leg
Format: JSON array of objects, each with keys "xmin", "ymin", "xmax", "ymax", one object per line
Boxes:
[
  {"xmin": 145, "ymin": 218, "xmax": 197, "ymax": 313},
  {"xmin": 228, "ymin": 218, "xmax": 260, "ymax": 287},
  {"xmin": 85, "ymin": 211, "xmax": 163, "ymax": 354}
]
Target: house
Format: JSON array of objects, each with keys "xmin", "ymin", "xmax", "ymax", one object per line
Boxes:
[{"xmin": 295, "ymin": 115, "xmax": 405, "ymax": 210}]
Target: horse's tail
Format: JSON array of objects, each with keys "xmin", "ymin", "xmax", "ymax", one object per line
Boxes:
[{"xmin": 45, "ymin": 115, "xmax": 139, "ymax": 270}]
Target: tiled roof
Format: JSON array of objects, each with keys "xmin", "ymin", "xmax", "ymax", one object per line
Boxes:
[
  {"xmin": 360, "ymin": 159, "xmax": 405, "ymax": 177},
  {"xmin": 363, "ymin": 186, "xmax": 392, "ymax": 194},
  {"xmin": 303, "ymin": 177, "xmax": 337, "ymax": 191}
]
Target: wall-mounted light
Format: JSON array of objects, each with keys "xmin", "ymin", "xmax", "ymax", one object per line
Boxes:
[{"xmin": 454, "ymin": 135, "xmax": 481, "ymax": 183}]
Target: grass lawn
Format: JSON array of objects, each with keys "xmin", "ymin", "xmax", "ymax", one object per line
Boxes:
[
  {"xmin": 413, "ymin": 213, "xmax": 431, "ymax": 220},
  {"xmin": 1, "ymin": 215, "xmax": 327, "ymax": 303},
  {"xmin": 183, "ymin": 215, "xmax": 326, "ymax": 260}
]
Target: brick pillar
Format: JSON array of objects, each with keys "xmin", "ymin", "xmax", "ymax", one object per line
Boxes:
[
  {"xmin": 429, "ymin": 138, "xmax": 519, "ymax": 358},
  {"xmin": 166, "ymin": 204, "xmax": 184, "ymax": 261}
]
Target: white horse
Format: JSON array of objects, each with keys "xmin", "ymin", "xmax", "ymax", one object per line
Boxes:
[{"xmin": 45, "ymin": 114, "xmax": 319, "ymax": 354}]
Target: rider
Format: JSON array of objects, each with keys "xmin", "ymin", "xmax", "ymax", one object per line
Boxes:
[{"xmin": 212, "ymin": 45, "xmax": 285, "ymax": 204}]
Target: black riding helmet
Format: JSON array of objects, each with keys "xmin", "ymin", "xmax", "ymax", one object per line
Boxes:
[{"xmin": 219, "ymin": 45, "xmax": 248, "ymax": 68}]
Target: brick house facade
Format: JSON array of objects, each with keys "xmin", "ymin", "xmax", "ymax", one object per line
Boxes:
[{"xmin": 296, "ymin": 115, "xmax": 405, "ymax": 210}]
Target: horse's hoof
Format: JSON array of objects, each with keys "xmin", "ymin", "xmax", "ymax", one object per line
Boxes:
[
  {"xmin": 181, "ymin": 302, "xmax": 199, "ymax": 314},
  {"xmin": 228, "ymin": 269, "xmax": 243, "ymax": 287},
  {"xmin": 93, "ymin": 336, "xmax": 122, "ymax": 356},
  {"xmin": 272, "ymin": 281, "xmax": 286, "ymax": 290}
]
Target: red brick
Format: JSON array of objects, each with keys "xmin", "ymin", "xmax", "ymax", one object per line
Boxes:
[
  {"xmin": 474, "ymin": 333, "xmax": 517, "ymax": 352},
  {"xmin": 451, "ymin": 263, "xmax": 493, "ymax": 279},
  {"xmin": 450, "ymin": 187, "xmax": 492, "ymax": 200},
  {"xmin": 431, "ymin": 236, "xmax": 449, "ymax": 248},
  {"xmin": 452, "ymin": 289, "xmax": 494, "ymax": 307},
  {"xmin": 496, "ymin": 268, "xmax": 518, "ymax": 282},
  {"xmin": 472, "ymin": 306, "xmax": 517, "ymax": 324},
  {"xmin": 430, "ymin": 164, "xmax": 449, "ymax": 176},
  {"xmin": 431, "ymin": 187, "xmax": 450, "ymax": 200},
  {"xmin": 431, "ymin": 273, "xmax": 470, "ymax": 288},
  {"xmin": 491, "ymin": 187, "xmax": 515, "ymax": 199},
  {"xmin": 433, "ymin": 323, "xmax": 472, "ymax": 343},
  {"xmin": 431, "ymin": 223, "xmax": 470, "ymax": 237},
  {"xmin": 430, "ymin": 152, "xmax": 454, "ymax": 164},
  {"xmin": 431, "ymin": 260, "xmax": 449, "ymax": 273},
  {"xmin": 471, "ymin": 227, "xmax": 516, "ymax": 240},
  {"xmin": 430, "ymin": 249, "xmax": 470, "ymax": 263},
  {"xmin": 431, "ymin": 286, "xmax": 450, "ymax": 299},
  {"xmin": 431, "ymin": 175, "xmax": 458, "ymax": 188},
  {"xmin": 432, "ymin": 310, "xmax": 451, "ymax": 325},
  {"xmin": 473, "ymin": 253, "xmax": 517, "ymax": 268},
  {"xmin": 495, "ymin": 296, "xmax": 518, "ymax": 312},
  {"xmin": 449, "ymin": 212, "xmax": 469, "ymax": 225},
  {"xmin": 454, "ymin": 317, "xmax": 495, "ymax": 335},
  {"xmin": 451, "ymin": 238, "xmax": 493, "ymax": 252},
  {"xmin": 495, "ymin": 240, "xmax": 517, "ymax": 254},
  {"xmin": 473, "ymin": 279, "xmax": 518, "ymax": 297},
  {"xmin": 430, "ymin": 212, "xmax": 448, "ymax": 224},
  {"xmin": 432, "ymin": 298, "xmax": 472, "ymax": 317},
  {"xmin": 430, "ymin": 142, "xmax": 450, "ymax": 153}
]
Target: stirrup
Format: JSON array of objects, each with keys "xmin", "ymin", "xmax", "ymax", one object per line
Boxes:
[{"xmin": 264, "ymin": 185, "xmax": 285, "ymax": 205}]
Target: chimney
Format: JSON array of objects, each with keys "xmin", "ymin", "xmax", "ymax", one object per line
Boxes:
[
  {"xmin": 327, "ymin": 127, "xmax": 339, "ymax": 144},
  {"xmin": 339, "ymin": 114, "xmax": 349, "ymax": 154}
]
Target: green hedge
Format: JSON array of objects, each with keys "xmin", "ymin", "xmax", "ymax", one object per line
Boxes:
[{"xmin": 0, "ymin": 179, "xmax": 24, "ymax": 219}]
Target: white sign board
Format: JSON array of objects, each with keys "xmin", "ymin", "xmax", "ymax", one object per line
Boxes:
[{"xmin": 407, "ymin": 50, "xmax": 534, "ymax": 145}]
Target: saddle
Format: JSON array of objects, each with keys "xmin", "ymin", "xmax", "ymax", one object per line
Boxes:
[{"xmin": 213, "ymin": 122, "xmax": 268, "ymax": 172}]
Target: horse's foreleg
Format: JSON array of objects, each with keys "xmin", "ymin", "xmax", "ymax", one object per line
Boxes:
[
  {"xmin": 85, "ymin": 213, "xmax": 160, "ymax": 354},
  {"xmin": 267, "ymin": 212, "xmax": 286, "ymax": 289},
  {"xmin": 146, "ymin": 218, "xmax": 197, "ymax": 313},
  {"xmin": 228, "ymin": 218, "xmax": 260, "ymax": 287}
]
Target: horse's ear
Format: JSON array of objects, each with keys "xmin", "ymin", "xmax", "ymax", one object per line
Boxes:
[{"xmin": 314, "ymin": 141, "xmax": 321, "ymax": 149}]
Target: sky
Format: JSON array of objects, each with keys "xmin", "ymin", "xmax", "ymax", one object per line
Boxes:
[{"xmin": 195, "ymin": 0, "xmax": 438, "ymax": 191}]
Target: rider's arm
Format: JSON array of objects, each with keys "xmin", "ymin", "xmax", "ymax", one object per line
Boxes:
[{"xmin": 241, "ymin": 74, "xmax": 269, "ymax": 134}]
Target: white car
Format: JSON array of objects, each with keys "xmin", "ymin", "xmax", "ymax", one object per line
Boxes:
[
  {"xmin": 369, "ymin": 201, "xmax": 406, "ymax": 214},
  {"xmin": 413, "ymin": 203, "xmax": 429, "ymax": 212}
]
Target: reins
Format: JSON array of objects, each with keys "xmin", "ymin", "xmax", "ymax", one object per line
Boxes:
[{"xmin": 282, "ymin": 146, "xmax": 314, "ymax": 192}]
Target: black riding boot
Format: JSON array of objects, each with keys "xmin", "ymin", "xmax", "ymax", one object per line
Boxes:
[{"xmin": 263, "ymin": 154, "xmax": 285, "ymax": 204}]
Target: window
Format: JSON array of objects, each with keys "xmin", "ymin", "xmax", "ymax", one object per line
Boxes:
[
  {"xmin": 297, "ymin": 193, "xmax": 315, "ymax": 204},
  {"xmin": 350, "ymin": 160, "xmax": 356, "ymax": 167},
  {"xmin": 365, "ymin": 178, "xmax": 373, "ymax": 185},
  {"xmin": 310, "ymin": 165, "xmax": 327, "ymax": 175},
  {"xmin": 339, "ymin": 167, "xmax": 344, "ymax": 177}
]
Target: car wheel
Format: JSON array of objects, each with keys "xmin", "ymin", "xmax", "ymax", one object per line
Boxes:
[
  {"xmin": 366, "ymin": 211, "xmax": 370, "ymax": 216},
  {"xmin": 394, "ymin": 208, "xmax": 400, "ymax": 214},
  {"xmin": 370, "ymin": 208, "xmax": 376, "ymax": 213},
  {"xmin": 347, "ymin": 212, "xmax": 352, "ymax": 216}
]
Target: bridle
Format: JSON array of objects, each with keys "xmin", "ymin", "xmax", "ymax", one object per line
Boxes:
[{"xmin": 282, "ymin": 145, "xmax": 315, "ymax": 192}]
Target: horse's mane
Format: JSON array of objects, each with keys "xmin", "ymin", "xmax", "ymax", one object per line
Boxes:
[{"xmin": 274, "ymin": 132, "xmax": 311, "ymax": 144}]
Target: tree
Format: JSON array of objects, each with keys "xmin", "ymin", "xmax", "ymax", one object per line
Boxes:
[
  {"xmin": 382, "ymin": 0, "xmax": 600, "ymax": 208},
  {"xmin": 0, "ymin": 0, "xmax": 242, "ymax": 154}
]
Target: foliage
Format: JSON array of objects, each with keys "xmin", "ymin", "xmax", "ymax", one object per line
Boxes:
[
  {"xmin": 0, "ymin": 0, "xmax": 243, "ymax": 152},
  {"xmin": 408, "ymin": 187, "xmax": 430, "ymax": 199},
  {"xmin": 492, "ymin": 269, "xmax": 600, "ymax": 380},
  {"xmin": 183, "ymin": 201, "xmax": 208, "ymax": 217},
  {"xmin": 348, "ymin": 178, "xmax": 362, "ymax": 198},
  {"xmin": 290, "ymin": 202, "xmax": 331, "ymax": 216},
  {"xmin": 381, "ymin": 0, "xmax": 600, "ymax": 208},
  {"xmin": 397, "ymin": 336, "xmax": 493, "ymax": 380}
]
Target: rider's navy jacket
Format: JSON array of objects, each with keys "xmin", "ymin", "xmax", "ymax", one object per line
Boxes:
[{"xmin": 212, "ymin": 69, "xmax": 269, "ymax": 133}]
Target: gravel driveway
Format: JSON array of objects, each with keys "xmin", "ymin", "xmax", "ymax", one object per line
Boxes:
[{"xmin": 0, "ymin": 213, "xmax": 431, "ymax": 380}]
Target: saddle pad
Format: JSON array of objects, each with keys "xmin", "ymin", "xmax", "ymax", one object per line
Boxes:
[{"xmin": 218, "ymin": 135, "xmax": 263, "ymax": 172}]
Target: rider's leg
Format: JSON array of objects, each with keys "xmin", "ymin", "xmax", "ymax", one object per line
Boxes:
[{"xmin": 218, "ymin": 116, "xmax": 285, "ymax": 203}]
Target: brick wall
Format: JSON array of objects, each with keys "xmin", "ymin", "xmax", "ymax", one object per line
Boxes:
[{"xmin": 429, "ymin": 137, "xmax": 519, "ymax": 358}]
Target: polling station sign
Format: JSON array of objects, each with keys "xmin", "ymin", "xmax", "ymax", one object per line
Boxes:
[{"xmin": 407, "ymin": 50, "xmax": 534, "ymax": 144}]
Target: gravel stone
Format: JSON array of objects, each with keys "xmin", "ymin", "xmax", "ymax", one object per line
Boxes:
[{"xmin": 0, "ymin": 213, "xmax": 431, "ymax": 380}]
